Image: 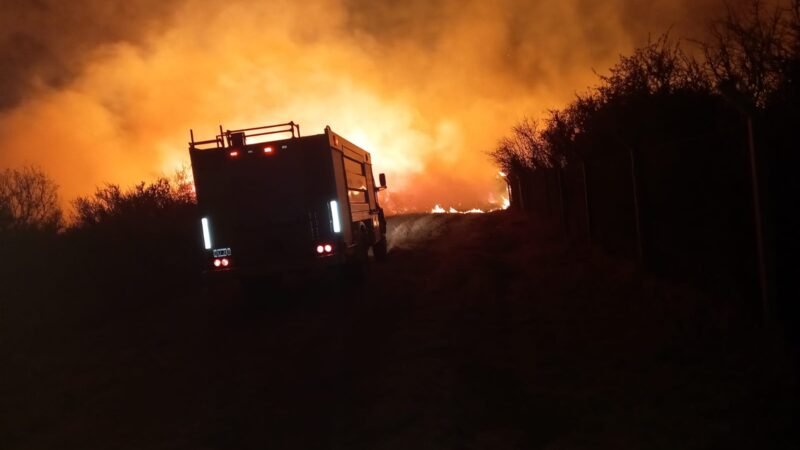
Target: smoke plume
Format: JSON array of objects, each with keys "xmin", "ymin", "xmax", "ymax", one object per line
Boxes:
[{"xmin": 0, "ymin": 0, "xmax": 722, "ymax": 213}]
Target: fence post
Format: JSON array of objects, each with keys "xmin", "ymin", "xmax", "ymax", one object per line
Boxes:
[
  {"xmin": 556, "ymin": 167, "xmax": 567, "ymax": 234},
  {"xmin": 629, "ymin": 146, "xmax": 644, "ymax": 266},
  {"xmin": 719, "ymin": 84, "xmax": 769, "ymax": 325},
  {"xmin": 582, "ymin": 159, "xmax": 592, "ymax": 244},
  {"xmin": 746, "ymin": 115, "xmax": 769, "ymax": 324}
]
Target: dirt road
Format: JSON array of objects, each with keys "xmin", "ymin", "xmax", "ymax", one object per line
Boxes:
[{"xmin": 2, "ymin": 212, "xmax": 796, "ymax": 449}]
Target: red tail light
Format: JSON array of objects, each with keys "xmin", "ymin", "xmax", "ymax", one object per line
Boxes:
[
  {"xmin": 212, "ymin": 258, "xmax": 231, "ymax": 268},
  {"xmin": 229, "ymin": 150, "xmax": 239, "ymax": 157},
  {"xmin": 263, "ymin": 146, "xmax": 273, "ymax": 154},
  {"xmin": 316, "ymin": 243, "xmax": 334, "ymax": 255}
]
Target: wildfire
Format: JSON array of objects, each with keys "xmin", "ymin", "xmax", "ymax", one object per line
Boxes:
[
  {"xmin": 430, "ymin": 197, "xmax": 508, "ymax": 214},
  {"xmin": 0, "ymin": 1, "xmax": 710, "ymax": 213},
  {"xmin": 430, "ymin": 206, "xmax": 485, "ymax": 214}
]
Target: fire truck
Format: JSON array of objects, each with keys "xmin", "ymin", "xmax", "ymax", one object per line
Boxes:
[{"xmin": 188, "ymin": 121, "xmax": 388, "ymax": 279}]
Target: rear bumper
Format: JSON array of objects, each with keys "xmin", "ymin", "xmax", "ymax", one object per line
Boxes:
[{"xmin": 202, "ymin": 254, "xmax": 344, "ymax": 279}]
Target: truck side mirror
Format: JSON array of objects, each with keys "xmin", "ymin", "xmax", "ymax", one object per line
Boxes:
[{"xmin": 379, "ymin": 173, "xmax": 387, "ymax": 190}]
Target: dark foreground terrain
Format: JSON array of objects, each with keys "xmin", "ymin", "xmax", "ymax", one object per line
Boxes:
[{"xmin": 1, "ymin": 212, "xmax": 797, "ymax": 449}]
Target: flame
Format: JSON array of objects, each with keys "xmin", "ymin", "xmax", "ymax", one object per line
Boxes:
[
  {"xmin": 430, "ymin": 193, "xmax": 508, "ymax": 214},
  {"xmin": 429, "ymin": 205, "xmax": 489, "ymax": 214}
]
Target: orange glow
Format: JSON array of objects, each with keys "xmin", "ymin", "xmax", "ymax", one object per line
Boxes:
[
  {"xmin": 229, "ymin": 151, "xmax": 239, "ymax": 157},
  {"xmin": 0, "ymin": 1, "xmax": 715, "ymax": 214}
]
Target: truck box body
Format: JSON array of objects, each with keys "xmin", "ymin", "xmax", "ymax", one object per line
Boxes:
[{"xmin": 189, "ymin": 123, "xmax": 386, "ymax": 276}]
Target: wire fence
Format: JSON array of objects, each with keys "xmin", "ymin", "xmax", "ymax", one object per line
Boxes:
[{"xmin": 507, "ymin": 116, "xmax": 764, "ymax": 311}]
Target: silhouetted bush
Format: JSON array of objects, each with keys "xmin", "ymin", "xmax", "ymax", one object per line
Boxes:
[
  {"xmin": 72, "ymin": 171, "xmax": 195, "ymax": 231},
  {"xmin": 493, "ymin": 2, "xmax": 800, "ymax": 320},
  {"xmin": 67, "ymin": 172, "xmax": 200, "ymax": 292}
]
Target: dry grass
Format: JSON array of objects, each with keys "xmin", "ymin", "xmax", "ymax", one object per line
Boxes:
[{"xmin": 0, "ymin": 211, "xmax": 796, "ymax": 449}]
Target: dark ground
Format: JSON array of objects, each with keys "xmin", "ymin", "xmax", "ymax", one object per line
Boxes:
[{"xmin": 1, "ymin": 212, "xmax": 797, "ymax": 449}]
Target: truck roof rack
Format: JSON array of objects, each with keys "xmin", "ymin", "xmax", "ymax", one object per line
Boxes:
[{"xmin": 190, "ymin": 121, "xmax": 301, "ymax": 150}]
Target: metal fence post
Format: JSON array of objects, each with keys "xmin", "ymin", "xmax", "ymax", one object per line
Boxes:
[
  {"xmin": 747, "ymin": 115, "xmax": 769, "ymax": 324},
  {"xmin": 582, "ymin": 159, "xmax": 592, "ymax": 244},
  {"xmin": 629, "ymin": 146, "xmax": 644, "ymax": 266}
]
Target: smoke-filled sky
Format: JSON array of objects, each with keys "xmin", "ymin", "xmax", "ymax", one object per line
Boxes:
[{"xmin": 0, "ymin": 0, "xmax": 723, "ymax": 212}]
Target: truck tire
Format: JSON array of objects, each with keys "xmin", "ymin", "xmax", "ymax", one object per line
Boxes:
[
  {"xmin": 373, "ymin": 238, "xmax": 388, "ymax": 262},
  {"xmin": 342, "ymin": 226, "xmax": 370, "ymax": 284}
]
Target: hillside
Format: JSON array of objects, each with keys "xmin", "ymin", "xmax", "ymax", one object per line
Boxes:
[{"xmin": 1, "ymin": 212, "xmax": 796, "ymax": 449}]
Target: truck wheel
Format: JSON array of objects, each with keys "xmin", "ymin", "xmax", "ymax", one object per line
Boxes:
[
  {"xmin": 356, "ymin": 228, "xmax": 371, "ymax": 268},
  {"xmin": 341, "ymin": 226, "xmax": 370, "ymax": 285},
  {"xmin": 373, "ymin": 238, "xmax": 388, "ymax": 262}
]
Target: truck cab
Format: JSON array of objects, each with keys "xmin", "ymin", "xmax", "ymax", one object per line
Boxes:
[{"xmin": 188, "ymin": 122, "xmax": 387, "ymax": 278}]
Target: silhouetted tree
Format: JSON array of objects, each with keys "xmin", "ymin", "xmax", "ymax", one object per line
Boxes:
[
  {"xmin": 703, "ymin": 0, "xmax": 795, "ymax": 107},
  {"xmin": 490, "ymin": 118, "xmax": 561, "ymax": 211},
  {"xmin": 601, "ymin": 33, "xmax": 710, "ymax": 99},
  {"xmin": 490, "ymin": 134, "xmax": 531, "ymax": 177},
  {"xmin": 0, "ymin": 166, "xmax": 63, "ymax": 234},
  {"xmin": 490, "ymin": 118, "xmax": 552, "ymax": 172},
  {"xmin": 541, "ymin": 109, "xmax": 579, "ymax": 165}
]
